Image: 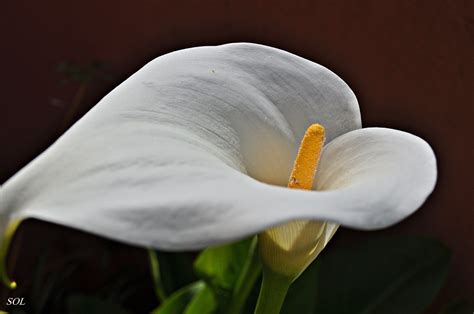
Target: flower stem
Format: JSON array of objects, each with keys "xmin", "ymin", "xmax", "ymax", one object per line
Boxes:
[
  {"xmin": 226, "ymin": 237, "xmax": 262, "ymax": 314},
  {"xmin": 0, "ymin": 220, "xmax": 21, "ymax": 289},
  {"xmin": 148, "ymin": 249, "xmax": 167, "ymax": 302},
  {"xmin": 254, "ymin": 268, "xmax": 292, "ymax": 314}
]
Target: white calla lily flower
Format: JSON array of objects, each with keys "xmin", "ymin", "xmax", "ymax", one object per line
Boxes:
[{"xmin": 0, "ymin": 43, "xmax": 436, "ymax": 289}]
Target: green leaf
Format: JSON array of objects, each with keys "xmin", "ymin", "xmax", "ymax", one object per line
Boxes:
[
  {"xmin": 66, "ymin": 295, "xmax": 130, "ymax": 314},
  {"xmin": 439, "ymin": 300, "xmax": 474, "ymax": 314},
  {"xmin": 149, "ymin": 249, "xmax": 167, "ymax": 302},
  {"xmin": 153, "ymin": 251, "xmax": 197, "ymax": 296},
  {"xmin": 153, "ymin": 281, "xmax": 205, "ymax": 314},
  {"xmin": 184, "ymin": 284, "xmax": 218, "ymax": 314},
  {"xmin": 194, "ymin": 238, "xmax": 253, "ymax": 299},
  {"xmin": 311, "ymin": 236, "xmax": 451, "ymax": 314},
  {"xmin": 226, "ymin": 238, "xmax": 262, "ymax": 314}
]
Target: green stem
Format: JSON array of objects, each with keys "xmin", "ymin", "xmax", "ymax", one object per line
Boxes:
[
  {"xmin": 0, "ymin": 220, "xmax": 21, "ymax": 289},
  {"xmin": 148, "ymin": 249, "xmax": 167, "ymax": 302},
  {"xmin": 254, "ymin": 269, "xmax": 292, "ymax": 314},
  {"xmin": 226, "ymin": 237, "xmax": 262, "ymax": 314}
]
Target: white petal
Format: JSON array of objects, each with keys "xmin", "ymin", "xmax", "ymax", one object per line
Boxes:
[
  {"xmin": 313, "ymin": 127, "xmax": 437, "ymax": 228},
  {"xmin": 0, "ymin": 43, "xmax": 401, "ymax": 251},
  {"xmin": 1, "ymin": 127, "xmax": 435, "ymax": 250}
]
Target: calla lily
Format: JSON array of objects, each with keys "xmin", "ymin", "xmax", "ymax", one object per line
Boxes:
[{"xmin": 0, "ymin": 43, "xmax": 437, "ymax": 292}]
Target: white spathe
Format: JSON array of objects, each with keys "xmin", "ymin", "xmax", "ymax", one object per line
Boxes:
[{"xmin": 0, "ymin": 43, "xmax": 436, "ymax": 250}]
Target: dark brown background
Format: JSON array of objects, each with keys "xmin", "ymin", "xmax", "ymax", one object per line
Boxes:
[{"xmin": 1, "ymin": 0, "xmax": 473, "ymax": 312}]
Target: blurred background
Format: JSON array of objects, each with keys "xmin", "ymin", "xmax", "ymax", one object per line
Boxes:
[{"xmin": 1, "ymin": 0, "xmax": 473, "ymax": 313}]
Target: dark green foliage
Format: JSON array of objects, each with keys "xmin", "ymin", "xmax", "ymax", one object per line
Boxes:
[
  {"xmin": 152, "ymin": 282, "xmax": 208, "ymax": 314},
  {"xmin": 152, "ymin": 251, "xmax": 197, "ymax": 297},
  {"xmin": 6, "ymin": 236, "xmax": 459, "ymax": 314},
  {"xmin": 310, "ymin": 236, "xmax": 451, "ymax": 314},
  {"xmin": 193, "ymin": 238, "xmax": 253, "ymax": 300}
]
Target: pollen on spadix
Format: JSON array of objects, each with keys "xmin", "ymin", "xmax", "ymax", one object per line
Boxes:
[{"xmin": 288, "ymin": 123, "xmax": 325, "ymax": 190}]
